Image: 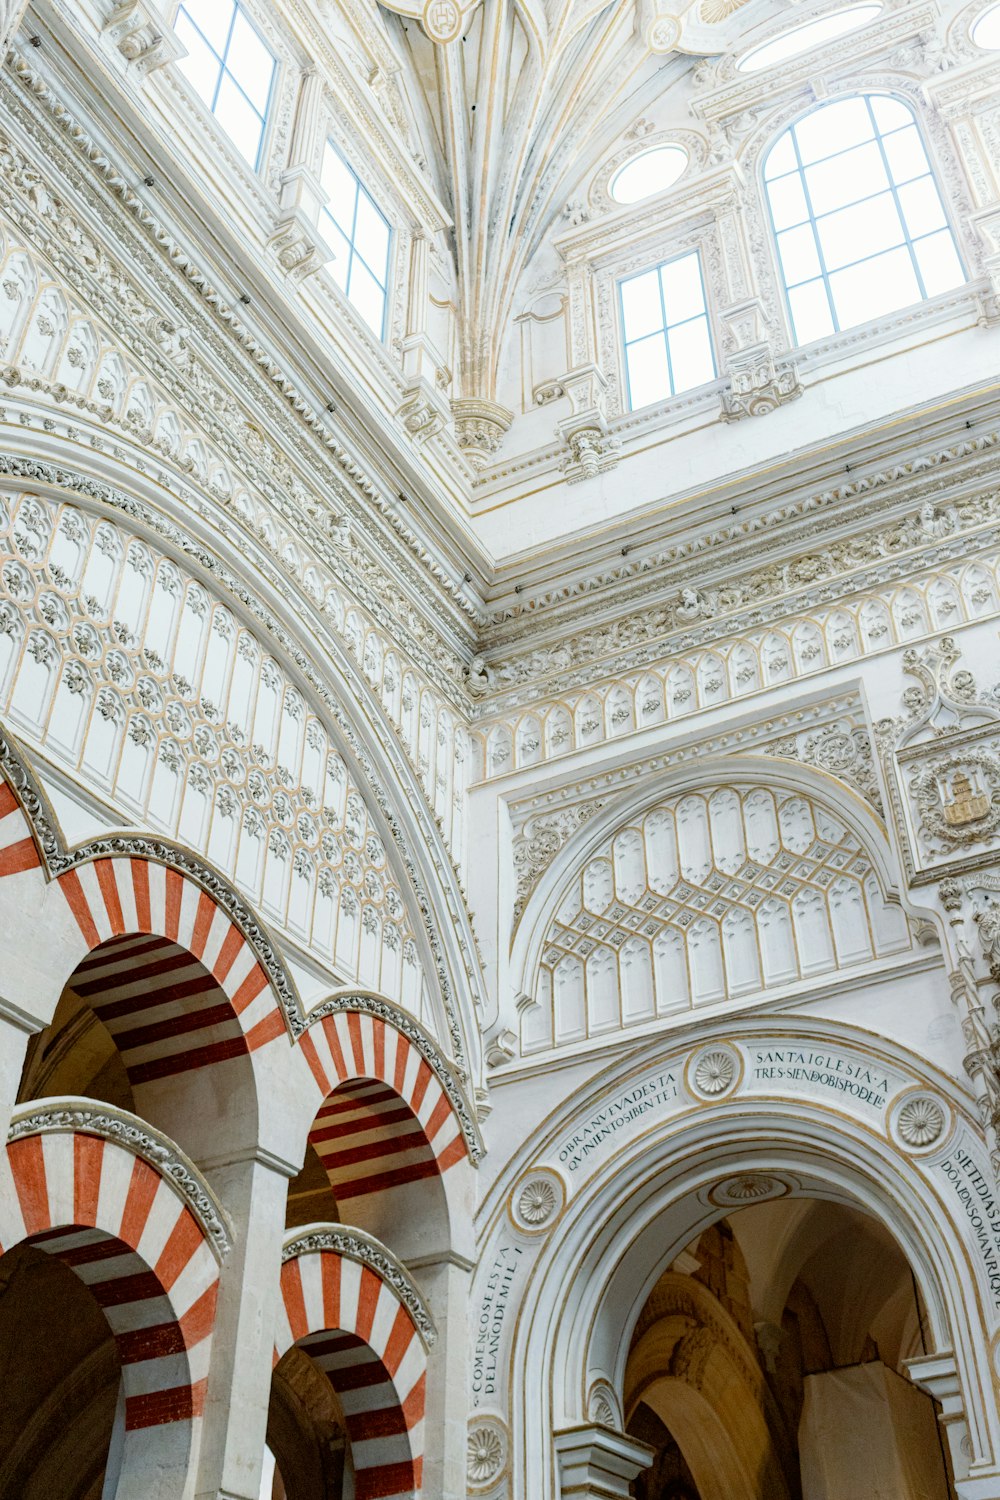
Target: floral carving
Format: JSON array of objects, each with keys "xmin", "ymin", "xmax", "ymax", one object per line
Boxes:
[
  {"xmin": 897, "ymin": 1096, "xmax": 946, "ymax": 1149},
  {"xmin": 467, "ymin": 1420, "xmax": 507, "ymax": 1487},
  {"xmin": 692, "ymin": 1048, "xmax": 738, "ymax": 1097}
]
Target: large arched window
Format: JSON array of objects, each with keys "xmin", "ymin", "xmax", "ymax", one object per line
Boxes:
[{"xmin": 763, "ymin": 94, "xmax": 964, "ymax": 346}]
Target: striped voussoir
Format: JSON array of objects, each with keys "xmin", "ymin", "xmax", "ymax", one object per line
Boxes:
[
  {"xmin": 58, "ymin": 858, "xmax": 286, "ymax": 1080},
  {"xmin": 0, "ymin": 1128, "xmax": 218, "ymax": 1430},
  {"xmin": 276, "ymin": 1247, "xmax": 426, "ymax": 1500},
  {"xmin": 0, "ymin": 780, "xmax": 42, "ymax": 879},
  {"xmin": 299, "ymin": 1012, "xmax": 467, "ymax": 1201}
]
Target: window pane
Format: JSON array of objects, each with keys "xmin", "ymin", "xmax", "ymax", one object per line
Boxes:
[
  {"xmin": 881, "ymin": 125, "xmax": 931, "ymax": 185},
  {"xmin": 621, "ymin": 271, "xmax": 663, "ymax": 342},
  {"xmin": 767, "ymin": 173, "xmax": 809, "ymax": 231},
  {"xmin": 913, "ymin": 230, "xmax": 964, "ymax": 295},
  {"xmin": 180, "ymin": 0, "xmax": 234, "ymax": 56},
  {"xmin": 214, "ymin": 73, "xmax": 263, "ymax": 165},
  {"xmin": 322, "ymin": 218, "xmax": 352, "ymax": 291},
  {"xmin": 817, "ymin": 192, "xmax": 903, "ymax": 271},
  {"xmin": 764, "ymin": 133, "xmax": 797, "ymax": 180},
  {"xmin": 804, "ymin": 140, "xmax": 887, "ymax": 216},
  {"xmin": 794, "ymin": 97, "xmax": 874, "ymax": 166},
  {"xmin": 828, "ymin": 245, "xmax": 921, "ymax": 327},
  {"xmin": 897, "ymin": 177, "xmax": 946, "ymax": 239},
  {"xmin": 226, "ymin": 9, "xmax": 274, "ymax": 113},
  {"xmin": 787, "ymin": 280, "xmax": 835, "ymax": 344},
  {"xmin": 668, "ymin": 319, "xmax": 715, "ymax": 392},
  {"xmin": 870, "ymin": 95, "xmax": 913, "ymax": 133},
  {"xmin": 659, "ymin": 253, "xmax": 705, "ymax": 324},
  {"xmin": 353, "ymin": 194, "xmax": 390, "ymax": 284},
  {"xmin": 777, "ymin": 224, "xmax": 821, "ymax": 286},
  {"xmin": 347, "ymin": 257, "xmax": 386, "ymax": 336},
  {"xmin": 321, "ymin": 148, "xmax": 359, "ymax": 235},
  {"xmin": 175, "ymin": 13, "xmax": 222, "ymax": 102},
  {"xmin": 626, "ymin": 334, "xmax": 670, "ymax": 409}
]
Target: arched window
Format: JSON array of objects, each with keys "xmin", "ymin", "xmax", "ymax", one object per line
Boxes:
[{"xmin": 763, "ymin": 94, "xmax": 964, "ymax": 346}]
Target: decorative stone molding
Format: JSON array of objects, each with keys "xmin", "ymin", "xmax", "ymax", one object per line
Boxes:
[
  {"xmin": 304, "ymin": 991, "xmax": 485, "ymax": 1163},
  {"xmin": 282, "ymin": 1224, "xmax": 437, "ymax": 1346},
  {"xmin": 891, "ymin": 1091, "xmax": 951, "ymax": 1152},
  {"xmin": 100, "ymin": 0, "xmax": 185, "ymax": 76},
  {"xmin": 397, "ymin": 382, "xmax": 447, "ymax": 443},
  {"xmin": 266, "ymin": 209, "xmax": 330, "ymax": 284},
  {"xmin": 508, "ymin": 1167, "xmax": 566, "ymax": 1233},
  {"xmin": 467, "ymin": 1416, "xmax": 508, "ymax": 1490},
  {"xmin": 587, "ymin": 1379, "xmax": 622, "ymax": 1431},
  {"xmin": 451, "ymin": 399, "xmax": 513, "ymax": 468},
  {"xmin": 8, "ymin": 1098, "xmax": 232, "ymax": 1258},
  {"xmin": 512, "ymin": 797, "xmax": 609, "ymax": 928},
  {"xmin": 688, "ymin": 1045, "xmax": 740, "ymax": 1099},
  {"xmin": 762, "ymin": 719, "xmax": 883, "ymax": 814}
]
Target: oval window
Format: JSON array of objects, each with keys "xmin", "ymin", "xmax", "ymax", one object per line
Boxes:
[
  {"xmin": 737, "ymin": 4, "xmax": 882, "ymax": 73},
  {"xmin": 610, "ymin": 145, "xmax": 688, "ymax": 205},
  {"xmin": 972, "ymin": 1, "xmax": 1000, "ymax": 48}
]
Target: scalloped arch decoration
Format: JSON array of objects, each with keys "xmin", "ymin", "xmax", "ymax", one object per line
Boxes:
[{"xmin": 523, "ymin": 782, "xmax": 912, "ymax": 1054}]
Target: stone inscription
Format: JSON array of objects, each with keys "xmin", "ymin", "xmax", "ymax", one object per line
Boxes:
[
  {"xmin": 472, "ymin": 1244, "xmax": 523, "ymax": 1407},
  {"xmin": 936, "ymin": 1143, "xmax": 1000, "ymax": 1314},
  {"xmin": 749, "ymin": 1049, "xmax": 892, "ymax": 1112},
  {"xmin": 557, "ymin": 1071, "xmax": 679, "ymax": 1173}
]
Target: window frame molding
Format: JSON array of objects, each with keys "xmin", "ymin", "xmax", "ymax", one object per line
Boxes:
[
  {"xmin": 758, "ymin": 88, "xmax": 970, "ymax": 351},
  {"xmin": 171, "ymin": 0, "xmax": 278, "ymax": 173},
  {"xmin": 616, "ymin": 247, "xmax": 718, "ymax": 414},
  {"xmin": 318, "ymin": 139, "xmax": 395, "ymax": 343}
]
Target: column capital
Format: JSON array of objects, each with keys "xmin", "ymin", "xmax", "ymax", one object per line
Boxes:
[{"xmin": 554, "ymin": 1423, "xmax": 654, "ymax": 1499}]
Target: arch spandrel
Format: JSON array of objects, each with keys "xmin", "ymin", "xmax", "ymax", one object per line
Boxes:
[{"xmin": 512, "ymin": 759, "xmax": 912, "ymax": 1059}]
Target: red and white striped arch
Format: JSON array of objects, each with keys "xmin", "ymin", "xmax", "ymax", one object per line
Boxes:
[
  {"xmin": 0, "ymin": 1122, "xmax": 220, "ymax": 1440},
  {"xmin": 0, "ymin": 780, "xmax": 43, "ymax": 878},
  {"xmin": 48, "ymin": 858, "xmax": 287, "ymax": 1086},
  {"xmin": 299, "ymin": 1011, "xmax": 468, "ymax": 1202},
  {"xmin": 275, "ymin": 1244, "xmax": 427, "ymax": 1500}
]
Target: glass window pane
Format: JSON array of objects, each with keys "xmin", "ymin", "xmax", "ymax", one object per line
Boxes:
[
  {"xmin": 794, "ymin": 97, "xmax": 875, "ymax": 166},
  {"xmin": 353, "ymin": 193, "xmax": 390, "ymax": 284},
  {"xmin": 620, "ymin": 270, "xmax": 663, "ymax": 342},
  {"xmin": 214, "ymin": 73, "xmax": 263, "ymax": 165},
  {"xmin": 626, "ymin": 334, "xmax": 670, "ymax": 409},
  {"xmin": 804, "ymin": 140, "xmax": 887, "ymax": 216},
  {"xmin": 870, "ymin": 95, "xmax": 913, "ymax": 133},
  {"xmin": 881, "ymin": 125, "xmax": 931, "ymax": 185},
  {"xmin": 829, "ymin": 245, "xmax": 921, "ymax": 327},
  {"xmin": 324, "ymin": 163, "xmax": 358, "ymax": 238},
  {"xmin": 347, "ymin": 257, "xmax": 386, "ymax": 336},
  {"xmin": 787, "ymin": 279, "xmax": 835, "ymax": 344},
  {"xmin": 659, "ymin": 253, "xmax": 705, "ymax": 325},
  {"xmin": 764, "ymin": 133, "xmax": 797, "ymax": 180},
  {"xmin": 777, "ymin": 223, "xmax": 822, "ymax": 287},
  {"xmin": 175, "ymin": 13, "xmax": 222, "ymax": 103},
  {"xmin": 817, "ymin": 192, "xmax": 904, "ymax": 272},
  {"xmin": 226, "ymin": 9, "xmax": 274, "ymax": 113},
  {"xmin": 667, "ymin": 319, "xmax": 715, "ymax": 392},
  {"xmin": 913, "ymin": 230, "xmax": 964, "ymax": 296},
  {"xmin": 767, "ymin": 173, "xmax": 810, "ymax": 231},
  {"xmin": 897, "ymin": 176, "xmax": 946, "ymax": 238},
  {"xmin": 322, "ymin": 218, "xmax": 352, "ymax": 291},
  {"xmin": 180, "ymin": 0, "xmax": 234, "ymax": 56}
]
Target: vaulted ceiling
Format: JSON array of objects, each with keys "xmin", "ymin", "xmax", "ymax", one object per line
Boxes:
[{"xmin": 369, "ymin": 0, "xmax": 785, "ymax": 400}]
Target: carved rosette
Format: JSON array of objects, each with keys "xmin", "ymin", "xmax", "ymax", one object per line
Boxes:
[
  {"xmin": 687, "ymin": 1044, "xmax": 741, "ymax": 1100},
  {"xmin": 467, "ymin": 1416, "xmax": 508, "ymax": 1490},
  {"xmin": 708, "ymin": 1174, "xmax": 790, "ymax": 1208},
  {"xmin": 587, "ymin": 1378, "xmax": 622, "ymax": 1430},
  {"xmin": 508, "ymin": 1166, "xmax": 566, "ymax": 1234},
  {"xmin": 891, "ymin": 1092, "xmax": 951, "ymax": 1153}
]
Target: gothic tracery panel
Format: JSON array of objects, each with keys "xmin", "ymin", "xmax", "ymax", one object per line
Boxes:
[{"xmin": 522, "ymin": 784, "xmax": 911, "ymax": 1053}]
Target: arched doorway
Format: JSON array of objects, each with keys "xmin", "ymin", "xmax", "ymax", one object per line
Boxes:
[{"xmin": 625, "ymin": 1198, "xmax": 954, "ymax": 1499}]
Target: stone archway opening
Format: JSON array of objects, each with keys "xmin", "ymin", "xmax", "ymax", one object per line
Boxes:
[{"xmin": 624, "ymin": 1195, "xmax": 956, "ymax": 1500}]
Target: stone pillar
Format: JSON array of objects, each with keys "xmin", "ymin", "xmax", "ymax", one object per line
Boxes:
[
  {"xmin": 554, "ymin": 1423, "xmax": 653, "ymax": 1499},
  {"xmin": 193, "ymin": 1148, "xmax": 296, "ymax": 1500},
  {"xmin": 409, "ymin": 1250, "xmax": 476, "ymax": 1500},
  {"xmin": 0, "ymin": 998, "xmax": 44, "ymax": 1140}
]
